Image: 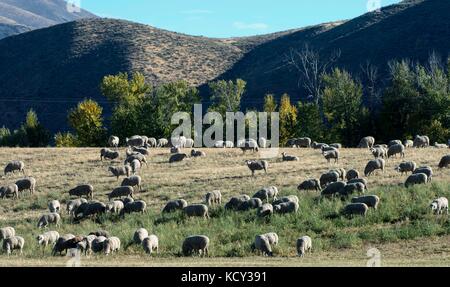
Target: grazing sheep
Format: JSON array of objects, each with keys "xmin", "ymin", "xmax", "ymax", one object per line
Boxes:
[
  {"xmin": 239, "ymin": 139, "xmax": 259, "ymax": 153},
  {"xmin": 321, "ymin": 146, "xmax": 338, "ymax": 153},
  {"xmin": 430, "ymin": 197, "xmax": 449, "ymax": 215},
  {"xmin": 438, "ymin": 155, "xmax": 450, "ymax": 169},
  {"xmin": 413, "ymin": 135, "xmax": 430, "ymax": 148},
  {"xmin": 124, "ymin": 153, "xmax": 148, "ymax": 166},
  {"xmin": 91, "ymin": 236, "xmax": 107, "ymax": 253},
  {"xmin": 388, "ymin": 144, "xmax": 405, "ymax": 158},
  {"xmin": 74, "ymin": 202, "xmax": 107, "ymax": 220},
  {"xmin": 4, "ymin": 160, "xmax": 25, "ymax": 176},
  {"xmin": 52, "ymin": 234, "xmax": 76, "ymax": 256},
  {"xmin": 182, "ymin": 235, "xmax": 210, "ymax": 257},
  {"xmin": 413, "ymin": 166, "xmax": 433, "ymax": 182},
  {"xmin": 395, "ymin": 161, "xmax": 417, "ymax": 175},
  {"xmin": 108, "ymin": 136, "xmax": 119, "ymax": 148},
  {"xmin": 147, "ymin": 137, "xmax": 157, "ymax": 148},
  {"xmin": 237, "ymin": 198, "xmax": 263, "ymax": 211},
  {"xmin": 297, "ymin": 236, "xmax": 312, "ymax": 257},
  {"xmin": 357, "ymin": 136, "xmax": 375, "ymax": 149},
  {"xmin": 89, "ymin": 230, "xmax": 110, "ymax": 238},
  {"xmin": 170, "ymin": 146, "xmax": 181, "ymax": 154},
  {"xmin": 274, "ymin": 201, "xmax": 299, "ymax": 214},
  {"xmin": 319, "ymin": 171, "xmax": 340, "ymax": 188},
  {"xmin": 3, "ymin": 236, "xmax": 24, "ymax": 255},
  {"xmin": 312, "ymin": 142, "xmax": 329, "ymax": 150},
  {"xmin": 66, "ymin": 198, "xmax": 88, "ymax": 216},
  {"xmin": 259, "ymin": 137, "xmax": 268, "ymax": 149},
  {"xmin": 184, "ymin": 204, "xmax": 209, "ymax": 219},
  {"xmin": 134, "ymin": 228, "xmax": 149, "ymax": 244},
  {"xmin": 157, "ymin": 138, "xmax": 169, "ymax": 147},
  {"xmin": 171, "ymin": 136, "xmax": 187, "ymax": 148},
  {"xmin": 339, "ymin": 182, "xmax": 365, "ymax": 197},
  {"xmin": 374, "ymin": 144, "xmax": 388, "ymax": 149},
  {"xmin": 370, "ymin": 147, "xmax": 387, "ymax": 159},
  {"xmin": 37, "ymin": 213, "xmax": 61, "ymax": 228},
  {"xmin": 121, "ymin": 176, "xmax": 142, "ymax": 191},
  {"xmin": 257, "ymin": 203, "xmax": 273, "ymax": 217},
  {"xmin": 15, "ymin": 177, "xmax": 36, "ymax": 195},
  {"xmin": 282, "ymin": 152, "xmax": 299, "ymax": 161},
  {"xmin": 434, "ymin": 142, "xmax": 448, "ymax": 149},
  {"xmin": 162, "ymin": 199, "xmax": 188, "ymax": 213},
  {"xmin": 69, "ymin": 184, "xmax": 93, "ymax": 200},
  {"xmin": 225, "ymin": 195, "xmax": 251, "ymax": 210},
  {"xmin": 346, "ymin": 169, "xmax": 360, "ymax": 181},
  {"xmin": 132, "ymin": 147, "xmax": 150, "ymax": 156},
  {"xmin": 352, "ymin": 195, "xmax": 380, "ymax": 209},
  {"xmin": 297, "ymin": 179, "xmax": 322, "ymax": 192},
  {"xmin": 100, "ymin": 148, "xmax": 119, "ymax": 161},
  {"xmin": 331, "ymin": 168, "xmax": 346, "ymax": 181},
  {"xmin": 120, "ymin": 200, "xmax": 147, "ymax": 216},
  {"xmin": 347, "ymin": 178, "xmax": 368, "ymax": 191},
  {"xmin": 251, "ymin": 235, "xmax": 273, "ymax": 257},
  {"xmin": 263, "ymin": 233, "xmax": 279, "ymax": 246},
  {"xmin": 36, "ymin": 231, "xmax": 60, "ymax": 250},
  {"xmin": 405, "ymin": 173, "xmax": 428, "ymax": 188},
  {"xmin": 342, "ymin": 203, "xmax": 369, "ymax": 217},
  {"xmin": 78, "ymin": 235, "xmax": 97, "ymax": 256},
  {"xmin": 130, "ymin": 159, "xmax": 141, "ymax": 175},
  {"xmin": 330, "ymin": 143, "xmax": 342, "ymax": 149},
  {"xmin": 0, "ymin": 184, "xmax": 19, "ymax": 199},
  {"xmin": 286, "ymin": 139, "xmax": 296, "ymax": 148},
  {"xmin": 109, "ymin": 166, "xmax": 132, "ymax": 180},
  {"xmin": 108, "ymin": 186, "xmax": 134, "ymax": 201},
  {"xmin": 388, "ymin": 140, "xmax": 402, "ymax": 147},
  {"xmin": 295, "ymin": 138, "xmax": 312, "ymax": 148},
  {"xmin": 364, "ymin": 159, "xmax": 385, "ymax": 176},
  {"xmin": 169, "ymin": 153, "xmax": 188, "ymax": 163},
  {"xmin": 253, "ymin": 186, "xmax": 278, "ymax": 202},
  {"xmin": 224, "ymin": 141, "xmax": 234, "ymax": 148},
  {"xmin": 121, "ymin": 197, "xmax": 134, "ymax": 205},
  {"xmin": 404, "ymin": 140, "xmax": 414, "ymax": 148},
  {"xmin": 321, "ymin": 181, "xmax": 346, "ymax": 197},
  {"xmin": 48, "ymin": 200, "xmax": 61, "ymax": 213},
  {"xmin": 104, "ymin": 237, "xmax": 121, "ymax": 255},
  {"xmin": 126, "ymin": 136, "xmax": 145, "ymax": 147},
  {"xmin": 0, "ymin": 227, "xmax": 15, "ymax": 241},
  {"xmin": 214, "ymin": 141, "xmax": 225, "ymax": 148},
  {"xmin": 246, "ymin": 160, "xmax": 268, "ymax": 176},
  {"xmin": 205, "ymin": 190, "xmax": 222, "ymax": 206},
  {"xmin": 143, "ymin": 235, "xmax": 159, "ymax": 255},
  {"xmin": 105, "ymin": 200, "xmax": 125, "ymax": 214},
  {"xmin": 273, "ymin": 195, "xmax": 299, "ymax": 206},
  {"xmin": 191, "ymin": 149, "xmax": 206, "ymax": 157}
]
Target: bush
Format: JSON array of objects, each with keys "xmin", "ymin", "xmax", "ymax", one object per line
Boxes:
[{"xmin": 54, "ymin": 132, "xmax": 78, "ymax": 147}]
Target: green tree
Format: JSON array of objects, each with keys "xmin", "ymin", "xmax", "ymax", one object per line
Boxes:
[
  {"xmin": 264, "ymin": 94, "xmax": 277, "ymax": 113},
  {"xmin": 22, "ymin": 109, "xmax": 51, "ymax": 147},
  {"xmin": 54, "ymin": 132, "xmax": 78, "ymax": 147},
  {"xmin": 279, "ymin": 94, "xmax": 298, "ymax": 145},
  {"xmin": 297, "ymin": 101, "xmax": 324, "ymax": 141},
  {"xmin": 209, "ymin": 79, "xmax": 246, "ymax": 115},
  {"xmin": 68, "ymin": 99, "xmax": 106, "ymax": 146}
]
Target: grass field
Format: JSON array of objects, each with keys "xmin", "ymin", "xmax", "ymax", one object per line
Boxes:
[{"xmin": 0, "ymin": 147, "xmax": 449, "ymax": 267}]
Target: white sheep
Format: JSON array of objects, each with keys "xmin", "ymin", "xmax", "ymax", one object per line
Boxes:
[
  {"xmin": 297, "ymin": 236, "xmax": 312, "ymax": 257},
  {"xmin": 3, "ymin": 236, "xmax": 24, "ymax": 255},
  {"xmin": 430, "ymin": 197, "xmax": 448, "ymax": 215},
  {"xmin": 36, "ymin": 231, "xmax": 60, "ymax": 251},
  {"xmin": 142, "ymin": 235, "xmax": 159, "ymax": 255},
  {"xmin": 48, "ymin": 200, "xmax": 61, "ymax": 213},
  {"xmin": 133, "ymin": 228, "xmax": 149, "ymax": 244}
]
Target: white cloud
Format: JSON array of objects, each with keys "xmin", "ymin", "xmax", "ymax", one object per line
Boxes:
[
  {"xmin": 233, "ymin": 21, "xmax": 269, "ymax": 30},
  {"xmin": 180, "ymin": 9, "xmax": 213, "ymax": 15}
]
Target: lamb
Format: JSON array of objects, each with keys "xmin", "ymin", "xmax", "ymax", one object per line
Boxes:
[
  {"xmin": 274, "ymin": 201, "xmax": 299, "ymax": 214},
  {"xmin": 104, "ymin": 237, "xmax": 121, "ymax": 255},
  {"xmin": 162, "ymin": 199, "xmax": 188, "ymax": 213},
  {"xmin": 347, "ymin": 178, "xmax": 369, "ymax": 191},
  {"xmin": 413, "ymin": 166, "xmax": 433, "ymax": 182},
  {"xmin": 66, "ymin": 198, "xmax": 88, "ymax": 216},
  {"xmin": 105, "ymin": 200, "xmax": 124, "ymax": 214},
  {"xmin": 191, "ymin": 149, "xmax": 206, "ymax": 157},
  {"xmin": 297, "ymin": 179, "xmax": 322, "ymax": 192},
  {"xmin": 387, "ymin": 144, "xmax": 405, "ymax": 158},
  {"xmin": 253, "ymin": 186, "xmax": 278, "ymax": 202},
  {"xmin": 346, "ymin": 169, "xmax": 360, "ymax": 181},
  {"xmin": 108, "ymin": 186, "xmax": 134, "ymax": 201},
  {"xmin": 37, "ymin": 213, "xmax": 61, "ymax": 228},
  {"xmin": 413, "ymin": 135, "xmax": 430, "ymax": 148},
  {"xmin": 184, "ymin": 204, "xmax": 209, "ymax": 219},
  {"xmin": 205, "ymin": 190, "xmax": 222, "ymax": 206},
  {"xmin": 36, "ymin": 231, "xmax": 60, "ymax": 250},
  {"xmin": 126, "ymin": 136, "xmax": 145, "ymax": 147},
  {"xmin": 51, "ymin": 234, "xmax": 76, "ymax": 256},
  {"xmin": 3, "ymin": 236, "xmax": 24, "ymax": 255},
  {"xmin": 295, "ymin": 138, "xmax": 312, "ymax": 148},
  {"xmin": 321, "ymin": 181, "xmax": 346, "ymax": 197},
  {"xmin": 405, "ymin": 173, "xmax": 428, "ymax": 188},
  {"xmin": 132, "ymin": 147, "xmax": 150, "ymax": 156},
  {"xmin": 182, "ymin": 235, "xmax": 210, "ymax": 256},
  {"xmin": 133, "ymin": 228, "xmax": 149, "ymax": 244},
  {"xmin": 395, "ymin": 161, "xmax": 417, "ymax": 175},
  {"xmin": 403, "ymin": 140, "xmax": 414, "ymax": 148},
  {"xmin": 237, "ymin": 198, "xmax": 263, "ymax": 211},
  {"xmin": 74, "ymin": 202, "xmax": 106, "ymax": 220},
  {"xmin": 370, "ymin": 147, "xmax": 387, "ymax": 159},
  {"xmin": 91, "ymin": 236, "xmax": 107, "ymax": 253},
  {"xmin": 388, "ymin": 140, "xmax": 402, "ymax": 147},
  {"xmin": 120, "ymin": 200, "xmax": 147, "ymax": 216},
  {"xmin": 0, "ymin": 227, "xmax": 15, "ymax": 241},
  {"xmin": 224, "ymin": 195, "xmax": 251, "ymax": 210},
  {"xmin": 48, "ymin": 200, "xmax": 61, "ymax": 213},
  {"xmin": 251, "ymin": 235, "xmax": 273, "ymax": 257},
  {"xmin": 352, "ymin": 195, "xmax": 380, "ymax": 209},
  {"xmin": 4, "ymin": 160, "xmax": 25, "ymax": 176},
  {"xmin": 108, "ymin": 136, "xmax": 119, "ymax": 148},
  {"xmin": 169, "ymin": 153, "xmax": 188, "ymax": 163},
  {"xmin": 121, "ymin": 175, "xmax": 142, "ymax": 191},
  {"xmin": 430, "ymin": 197, "xmax": 449, "ymax": 215},
  {"xmin": 438, "ymin": 155, "xmax": 450, "ymax": 169},
  {"xmin": 357, "ymin": 136, "xmax": 375, "ymax": 149},
  {"xmin": 69, "ymin": 184, "xmax": 93, "ymax": 199},
  {"xmin": 282, "ymin": 152, "xmax": 299, "ymax": 161},
  {"xmin": 100, "ymin": 148, "xmax": 119, "ymax": 161},
  {"xmin": 297, "ymin": 236, "xmax": 312, "ymax": 257},
  {"xmin": 342, "ymin": 203, "xmax": 369, "ymax": 217},
  {"xmin": 320, "ymin": 171, "xmax": 340, "ymax": 188},
  {"xmin": 273, "ymin": 195, "xmax": 299, "ymax": 205},
  {"xmin": 142, "ymin": 235, "xmax": 159, "ymax": 255},
  {"xmin": 0, "ymin": 184, "xmax": 19, "ymax": 199},
  {"xmin": 157, "ymin": 138, "xmax": 169, "ymax": 147},
  {"xmin": 364, "ymin": 159, "xmax": 385, "ymax": 176},
  {"xmin": 246, "ymin": 160, "xmax": 268, "ymax": 176},
  {"xmin": 109, "ymin": 166, "xmax": 132, "ymax": 180},
  {"xmin": 257, "ymin": 203, "xmax": 274, "ymax": 217},
  {"xmin": 339, "ymin": 182, "xmax": 365, "ymax": 197},
  {"xmin": 15, "ymin": 177, "xmax": 36, "ymax": 195}
]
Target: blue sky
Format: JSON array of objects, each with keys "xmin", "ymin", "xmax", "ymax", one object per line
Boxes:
[{"xmin": 78, "ymin": 0, "xmax": 401, "ymax": 38}]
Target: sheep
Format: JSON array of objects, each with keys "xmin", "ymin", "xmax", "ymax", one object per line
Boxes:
[
  {"xmin": 404, "ymin": 140, "xmax": 414, "ymax": 148},
  {"xmin": 246, "ymin": 160, "xmax": 268, "ymax": 176},
  {"xmin": 78, "ymin": 235, "xmax": 97, "ymax": 255},
  {"xmin": 126, "ymin": 136, "xmax": 145, "ymax": 147},
  {"xmin": 169, "ymin": 153, "xmax": 188, "ymax": 163},
  {"xmin": 405, "ymin": 173, "xmax": 428, "ymax": 188},
  {"xmin": 352, "ymin": 195, "xmax": 380, "ymax": 209},
  {"xmin": 134, "ymin": 228, "xmax": 149, "ymax": 244},
  {"xmin": 413, "ymin": 166, "xmax": 433, "ymax": 182},
  {"xmin": 184, "ymin": 204, "xmax": 209, "ymax": 219},
  {"xmin": 364, "ymin": 159, "xmax": 385, "ymax": 177},
  {"xmin": 253, "ymin": 186, "xmax": 278, "ymax": 202},
  {"xmin": 262, "ymin": 233, "xmax": 279, "ymax": 246},
  {"xmin": 342, "ymin": 203, "xmax": 369, "ymax": 217},
  {"xmin": 346, "ymin": 169, "xmax": 360, "ymax": 181},
  {"xmin": 157, "ymin": 138, "xmax": 169, "ymax": 147},
  {"xmin": 413, "ymin": 135, "xmax": 430, "ymax": 148},
  {"xmin": 37, "ymin": 213, "xmax": 61, "ymax": 228},
  {"xmin": 121, "ymin": 197, "xmax": 134, "ymax": 205},
  {"xmin": 74, "ymin": 202, "xmax": 106, "ymax": 220},
  {"xmin": 171, "ymin": 136, "xmax": 187, "ymax": 148},
  {"xmin": 259, "ymin": 137, "xmax": 268, "ymax": 148},
  {"xmin": 185, "ymin": 139, "xmax": 195, "ymax": 148},
  {"xmin": 120, "ymin": 200, "xmax": 147, "ymax": 216},
  {"xmin": 388, "ymin": 140, "xmax": 402, "ymax": 147},
  {"xmin": 214, "ymin": 141, "xmax": 225, "ymax": 148},
  {"xmin": 89, "ymin": 230, "xmax": 110, "ymax": 238},
  {"xmin": 312, "ymin": 142, "xmax": 329, "ymax": 149},
  {"xmin": 36, "ymin": 231, "xmax": 60, "ymax": 250},
  {"xmin": 162, "ymin": 199, "xmax": 188, "ymax": 213},
  {"xmin": 205, "ymin": 190, "xmax": 222, "ymax": 206},
  {"xmin": 0, "ymin": 184, "xmax": 19, "ymax": 199},
  {"xmin": 109, "ymin": 166, "xmax": 132, "ymax": 180},
  {"xmin": 331, "ymin": 168, "xmax": 346, "ymax": 181},
  {"xmin": 121, "ymin": 175, "xmax": 142, "ymax": 191},
  {"xmin": 237, "ymin": 198, "xmax": 263, "ymax": 211},
  {"xmin": 297, "ymin": 179, "xmax": 322, "ymax": 192},
  {"xmin": 108, "ymin": 186, "xmax": 134, "ymax": 201},
  {"xmin": 100, "ymin": 148, "xmax": 119, "ymax": 161},
  {"xmin": 239, "ymin": 140, "xmax": 259, "ymax": 153},
  {"xmin": 395, "ymin": 161, "xmax": 417, "ymax": 175},
  {"xmin": 104, "ymin": 237, "xmax": 121, "ymax": 255},
  {"xmin": 323, "ymin": 149, "xmax": 339, "ymax": 164},
  {"xmin": 225, "ymin": 195, "xmax": 251, "ymax": 210},
  {"xmin": 170, "ymin": 146, "xmax": 181, "ymax": 154},
  {"xmin": 191, "ymin": 149, "xmax": 206, "ymax": 157},
  {"xmin": 347, "ymin": 178, "xmax": 369, "ymax": 191},
  {"xmin": 251, "ymin": 235, "xmax": 273, "ymax": 256},
  {"xmin": 281, "ymin": 152, "xmax": 299, "ymax": 161},
  {"xmin": 15, "ymin": 177, "xmax": 36, "ymax": 195},
  {"xmin": 182, "ymin": 235, "xmax": 210, "ymax": 257},
  {"xmin": 66, "ymin": 198, "xmax": 88, "ymax": 216},
  {"xmin": 108, "ymin": 136, "xmax": 119, "ymax": 148},
  {"xmin": 286, "ymin": 139, "xmax": 296, "ymax": 147},
  {"xmin": 438, "ymin": 155, "xmax": 450, "ymax": 169},
  {"xmin": 4, "ymin": 160, "xmax": 25, "ymax": 176},
  {"xmin": 434, "ymin": 142, "xmax": 448, "ymax": 149},
  {"xmin": 330, "ymin": 143, "xmax": 342, "ymax": 149},
  {"xmin": 132, "ymin": 147, "xmax": 150, "ymax": 156},
  {"xmin": 91, "ymin": 236, "xmax": 107, "ymax": 253},
  {"xmin": 143, "ymin": 235, "xmax": 159, "ymax": 255},
  {"xmin": 374, "ymin": 144, "xmax": 388, "ymax": 149},
  {"xmin": 339, "ymin": 182, "xmax": 365, "ymax": 197},
  {"xmin": 257, "ymin": 203, "xmax": 273, "ymax": 217},
  {"xmin": 370, "ymin": 147, "xmax": 387, "ymax": 159},
  {"xmin": 321, "ymin": 181, "xmax": 346, "ymax": 197},
  {"xmin": 387, "ymin": 144, "xmax": 405, "ymax": 158},
  {"xmin": 52, "ymin": 234, "xmax": 76, "ymax": 256},
  {"xmin": 224, "ymin": 141, "xmax": 234, "ymax": 148},
  {"xmin": 124, "ymin": 153, "xmax": 148, "ymax": 166},
  {"xmin": 321, "ymin": 146, "xmax": 338, "ymax": 153},
  {"xmin": 69, "ymin": 184, "xmax": 93, "ymax": 200},
  {"xmin": 430, "ymin": 197, "xmax": 449, "ymax": 215},
  {"xmin": 295, "ymin": 137, "xmax": 312, "ymax": 148},
  {"xmin": 141, "ymin": 136, "xmax": 149, "ymax": 146},
  {"xmin": 0, "ymin": 227, "xmax": 15, "ymax": 241},
  {"xmin": 105, "ymin": 200, "xmax": 124, "ymax": 214},
  {"xmin": 357, "ymin": 136, "xmax": 375, "ymax": 149},
  {"xmin": 147, "ymin": 137, "xmax": 157, "ymax": 148},
  {"xmin": 273, "ymin": 195, "xmax": 299, "ymax": 205},
  {"xmin": 274, "ymin": 201, "xmax": 299, "ymax": 214},
  {"xmin": 3, "ymin": 236, "xmax": 24, "ymax": 255},
  {"xmin": 297, "ymin": 236, "xmax": 312, "ymax": 257},
  {"xmin": 320, "ymin": 171, "xmax": 340, "ymax": 188},
  {"xmin": 130, "ymin": 159, "xmax": 141, "ymax": 175},
  {"xmin": 48, "ymin": 200, "xmax": 61, "ymax": 213}
]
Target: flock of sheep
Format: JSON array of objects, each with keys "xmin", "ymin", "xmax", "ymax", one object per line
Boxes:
[{"xmin": 0, "ymin": 134, "xmax": 449, "ymax": 259}]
